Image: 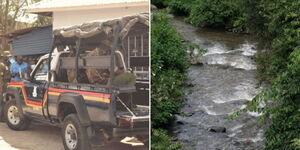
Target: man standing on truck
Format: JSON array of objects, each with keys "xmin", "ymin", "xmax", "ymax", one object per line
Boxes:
[
  {"xmin": 10, "ymin": 56, "xmax": 29, "ymax": 82},
  {"xmin": 0, "ymin": 51, "xmax": 11, "ymax": 121}
]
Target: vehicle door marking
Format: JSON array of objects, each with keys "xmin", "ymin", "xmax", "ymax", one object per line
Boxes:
[
  {"xmin": 8, "ymin": 82, "xmax": 111, "ymax": 106},
  {"xmin": 32, "ymin": 86, "xmax": 38, "ymax": 97},
  {"xmin": 48, "ymin": 88, "xmax": 111, "ymax": 98},
  {"xmin": 48, "ymin": 89, "xmax": 111, "ymax": 103},
  {"xmin": 7, "ymin": 82, "xmax": 48, "ymax": 108}
]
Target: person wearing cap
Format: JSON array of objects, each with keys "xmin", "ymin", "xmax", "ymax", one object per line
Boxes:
[{"xmin": 0, "ymin": 51, "xmax": 11, "ymax": 121}]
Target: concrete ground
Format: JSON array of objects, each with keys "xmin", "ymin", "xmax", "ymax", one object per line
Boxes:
[{"xmin": 0, "ymin": 122, "xmax": 148, "ymax": 150}]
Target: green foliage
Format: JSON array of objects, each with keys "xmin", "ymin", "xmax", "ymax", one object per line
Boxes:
[
  {"xmin": 152, "ymin": 10, "xmax": 171, "ymax": 25},
  {"xmin": 169, "ymin": 0, "xmax": 195, "ymax": 16},
  {"xmin": 152, "ymin": 129, "xmax": 181, "ymax": 150},
  {"xmin": 151, "ymin": 0, "xmax": 170, "ymax": 8},
  {"xmin": 165, "ymin": 0, "xmax": 268, "ymax": 33},
  {"xmin": 293, "ymin": 139, "xmax": 300, "ymax": 150},
  {"xmin": 152, "ymin": 11, "xmax": 189, "ymax": 75},
  {"xmin": 232, "ymin": 15, "xmax": 247, "ymax": 33},
  {"xmin": 237, "ymin": 0, "xmax": 268, "ymax": 36},
  {"xmin": 231, "ymin": 1, "xmax": 300, "ymax": 149},
  {"xmin": 151, "ymin": 11, "xmax": 188, "ymax": 149},
  {"xmin": 255, "ymin": 0, "xmax": 300, "ymax": 82},
  {"xmin": 187, "ymin": 0, "xmax": 243, "ymax": 30},
  {"xmin": 151, "ymin": 70, "xmax": 186, "ymax": 127},
  {"xmin": 152, "ymin": 10, "xmax": 188, "ymax": 127},
  {"xmin": 187, "ymin": 43, "xmax": 207, "ymax": 56}
]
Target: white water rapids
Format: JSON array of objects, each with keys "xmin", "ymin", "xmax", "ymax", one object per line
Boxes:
[{"xmin": 172, "ymin": 17, "xmax": 266, "ymax": 150}]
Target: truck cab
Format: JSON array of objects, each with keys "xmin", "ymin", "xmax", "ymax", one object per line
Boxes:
[{"xmin": 1, "ymin": 13, "xmax": 149, "ymax": 150}]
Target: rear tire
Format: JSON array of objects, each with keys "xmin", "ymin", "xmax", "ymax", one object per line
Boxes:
[
  {"xmin": 62, "ymin": 114, "xmax": 91, "ymax": 150},
  {"xmin": 4, "ymin": 100, "xmax": 30, "ymax": 130}
]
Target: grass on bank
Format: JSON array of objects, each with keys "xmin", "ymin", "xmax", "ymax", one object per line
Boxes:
[{"xmin": 151, "ymin": 10, "xmax": 189, "ymax": 150}]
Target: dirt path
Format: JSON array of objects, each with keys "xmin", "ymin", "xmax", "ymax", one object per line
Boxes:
[{"xmin": 0, "ymin": 122, "xmax": 148, "ymax": 150}]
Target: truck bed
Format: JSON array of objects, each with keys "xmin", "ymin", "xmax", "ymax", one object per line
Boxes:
[{"xmin": 116, "ymin": 105, "xmax": 149, "ymax": 122}]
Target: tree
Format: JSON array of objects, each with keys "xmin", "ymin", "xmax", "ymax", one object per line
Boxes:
[
  {"xmin": 0, "ymin": 0, "xmax": 28, "ymax": 50},
  {"xmin": 0, "ymin": 0, "xmax": 52, "ymax": 51}
]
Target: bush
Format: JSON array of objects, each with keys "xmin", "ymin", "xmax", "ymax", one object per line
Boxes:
[
  {"xmin": 255, "ymin": 0, "xmax": 300, "ymax": 82},
  {"xmin": 152, "ymin": 129, "xmax": 181, "ymax": 150},
  {"xmin": 151, "ymin": 70, "xmax": 186, "ymax": 127},
  {"xmin": 152, "ymin": 11, "xmax": 188, "ymax": 127},
  {"xmin": 151, "ymin": 0, "xmax": 170, "ymax": 8},
  {"xmin": 293, "ymin": 139, "xmax": 300, "ymax": 150},
  {"xmin": 231, "ymin": 1, "xmax": 300, "ymax": 149},
  {"xmin": 152, "ymin": 12, "xmax": 189, "ymax": 74},
  {"xmin": 169, "ymin": 0, "xmax": 195, "ymax": 16},
  {"xmin": 187, "ymin": 0, "xmax": 242, "ymax": 29},
  {"xmin": 151, "ymin": 11, "xmax": 188, "ymax": 149}
]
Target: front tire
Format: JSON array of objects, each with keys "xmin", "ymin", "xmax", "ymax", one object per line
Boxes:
[
  {"xmin": 4, "ymin": 100, "xmax": 30, "ymax": 130},
  {"xmin": 62, "ymin": 114, "xmax": 91, "ymax": 150}
]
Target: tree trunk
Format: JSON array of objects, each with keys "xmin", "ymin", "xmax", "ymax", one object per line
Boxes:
[{"xmin": 1, "ymin": 0, "xmax": 9, "ymax": 50}]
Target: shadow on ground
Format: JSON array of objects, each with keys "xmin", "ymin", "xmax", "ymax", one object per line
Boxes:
[{"xmin": 0, "ymin": 122, "xmax": 148, "ymax": 150}]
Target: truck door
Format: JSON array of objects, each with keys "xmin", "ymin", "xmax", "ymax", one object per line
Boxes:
[{"xmin": 22, "ymin": 58, "xmax": 48, "ymax": 118}]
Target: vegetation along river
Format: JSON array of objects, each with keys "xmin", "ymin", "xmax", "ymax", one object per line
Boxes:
[{"xmin": 172, "ymin": 17, "xmax": 266, "ymax": 150}]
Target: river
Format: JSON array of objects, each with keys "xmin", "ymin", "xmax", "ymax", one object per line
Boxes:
[{"xmin": 171, "ymin": 17, "xmax": 266, "ymax": 150}]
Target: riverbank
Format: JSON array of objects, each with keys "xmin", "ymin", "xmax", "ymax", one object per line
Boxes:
[{"xmin": 151, "ymin": 11, "xmax": 189, "ymax": 150}]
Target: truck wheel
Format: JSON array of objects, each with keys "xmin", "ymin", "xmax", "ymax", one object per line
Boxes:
[
  {"xmin": 62, "ymin": 114, "xmax": 91, "ymax": 150},
  {"xmin": 4, "ymin": 100, "xmax": 30, "ymax": 130}
]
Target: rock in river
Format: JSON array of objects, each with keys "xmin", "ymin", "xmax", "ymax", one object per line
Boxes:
[{"xmin": 209, "ymin": 126, "xmax": 226, "ymax": 133}]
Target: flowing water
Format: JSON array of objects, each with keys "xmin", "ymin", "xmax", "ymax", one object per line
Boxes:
[{"xmin": 171, "ymin": 17, "xmax": 266, "ymax": 150}]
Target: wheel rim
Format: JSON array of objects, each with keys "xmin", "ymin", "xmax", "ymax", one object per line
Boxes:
[
  {"xmin": 7, "ymin": 105, "xmax": 20, "ymax": 125},
  {"xmin": 65, "ymin": 123, "xmax": 78, "ymax": 150}
]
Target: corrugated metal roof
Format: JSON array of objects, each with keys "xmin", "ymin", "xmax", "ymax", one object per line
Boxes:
[
  {"xmin": 26, "ymin": 0, "xmax": 148, "ymax": 12},
  {"xmin": 12, "ymin": 26, "xmax": 53, "ymax": 56},
  {"xmin": 0, "ymin": 25, "xmax": 51, "ymax": 39}
]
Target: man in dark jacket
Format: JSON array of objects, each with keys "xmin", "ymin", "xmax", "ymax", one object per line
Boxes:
[{"xmin": 0, "ymin": 51, "xmax": 11, "ymax": 121}]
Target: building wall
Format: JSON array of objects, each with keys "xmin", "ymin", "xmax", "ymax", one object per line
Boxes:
[{"xmin": 53, "ymin": 5, "xmax": 148, "ymax": 29}]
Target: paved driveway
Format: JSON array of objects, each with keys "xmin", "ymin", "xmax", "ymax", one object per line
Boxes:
[{"xmin": 0, "ymin": 122, "xmax": 148, "ymax": 150}]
